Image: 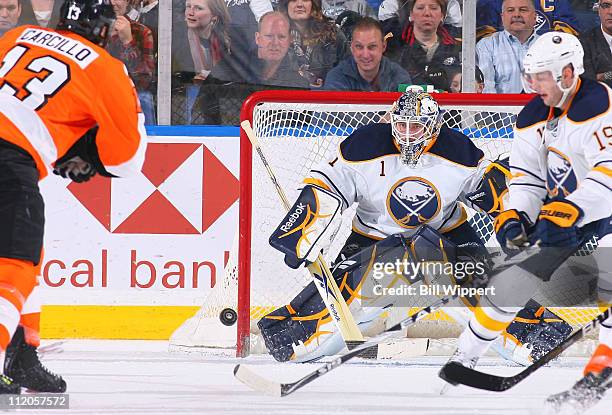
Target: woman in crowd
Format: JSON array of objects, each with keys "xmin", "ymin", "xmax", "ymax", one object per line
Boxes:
[
  {"xmin": 180, "ymin": 0, "xmax": 231, "ymax": 81},
  {"xmin": 173, "ymin": 0, "xmax": 231, "ymax": 124},
  {"xmin": 387, "ymin": 0, "xmax": 460, "ymax": 85},
  {"xmin": 278, "ymin": 0, "xmax": 348, "ymax": 88}
]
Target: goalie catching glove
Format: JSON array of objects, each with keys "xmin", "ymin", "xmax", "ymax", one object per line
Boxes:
[
  {"xmin": 465, "ymin": 158, "xmax": 510, "ymax": 217},
  {"xmin": 269, "ymin": 184, "xmax": 342, "ymax": 269}
]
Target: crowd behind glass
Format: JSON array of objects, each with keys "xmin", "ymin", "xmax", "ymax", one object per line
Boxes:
[{"xmin": 0, "ymin": 0, "xmax": 605, "ymax": 124}]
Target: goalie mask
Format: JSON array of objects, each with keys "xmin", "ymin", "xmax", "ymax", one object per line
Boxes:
[
  {"xmin": 391, "ymin": 91, "xmax": 444, "ymax": 167},
  {"xmin": 521, "ymin": 32, "xmax": 584, "ymax": 108},
  {"xmin": 57, "ymin": 0, "xmax": 116, "ymax": 47}
]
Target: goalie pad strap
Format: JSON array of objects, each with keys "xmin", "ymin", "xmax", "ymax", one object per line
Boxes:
[{"xmin": 269, "ymin": 184, "xmax": 342, "ymax": 269}]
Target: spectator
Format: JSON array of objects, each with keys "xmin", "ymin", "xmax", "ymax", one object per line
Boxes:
[
  {"xmin": 0, "ymin": 0, "xmax": 20, "ymax": 36},
  {"xmin": 378, "ymin": 0, "xmax": 463, "ymax": 37},
  {"xmin": 477, "ymin": 0, "xmax": 581, "ymax": 36},
  {"xmin": 178, "ymin": 0, "xmax": 231, "ymax": 81},
  {"xmin": 129, "ymin": 0, "xmax": 159, "ymax": 45},
  {"xmin": 18, "ymin": 0, "xmax": 62, "ymax": 27},
  {"xmin": 476, "ymin": 0, "xmax": 539, "ymax": 93},
  {"xmin": 224, "ymin": 0, "xmax": 273, "ymax": 86},
  {"xmin": 386, "ymin": 0, "xmax": 460, "ymax": 85},
  {"xmin": 250, "ymin": 11, "xmax": 309, "ymax": 87},
  {"xmin": 324, "ymin": 16, "xmax": 411, "ymax": 91},
  {"xmin": 447, "ymin": 66, "xmax": 486, "ymax": 92},
  {"xmin": 107, "ymin": 0, "xmax": 157, "ymax": 124},
  {"xmin": 278, "ymin": 0, "xmax": 348, "ymax": 87},
  {"xmin": 172, "ymin": 0, "xmax": 232, "ymax": 124},
  {"xmin": 580, "ymin": 0, "xmax": 612, "ymax": 88}
]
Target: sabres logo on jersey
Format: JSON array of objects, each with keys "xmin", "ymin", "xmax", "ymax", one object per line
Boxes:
[
  {"xmin": 546, "ymin": 147, "xmax": 577, "ymax": 199},
  {"xmin": 387, "ymin": 178, "xmax": 440, "ymax": 228}
]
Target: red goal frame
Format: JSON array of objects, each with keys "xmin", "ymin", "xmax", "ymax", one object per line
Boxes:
[{"xmin": 237, "ymin": 91, "xmax": 532, "ymax": 357}]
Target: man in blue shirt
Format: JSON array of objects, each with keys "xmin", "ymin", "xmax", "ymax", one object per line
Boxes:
[
  {"xmin": 324, "ymin": 17, "xmax": 412, "ymax": 91},
  {"xmin": 476, "ymin": 0, "xmax": 539, "ymax": 93}
]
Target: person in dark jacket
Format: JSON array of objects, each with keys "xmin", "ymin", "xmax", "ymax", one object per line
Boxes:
[
  {"xmin": 386, "ymin": 0, "xmax": 461, "ymax": 85},
  {"xmin": 250, "ymin": 11, "xmax": 309, "ymax": 87},
  {"xmin": 324, "ymin": 17, "xmax": 411, "ymax": 91},
  {"xmin": 580, "ymin": 0, "xmax": 612, "ymax": 88},
  {"xmin": 278, "ymin": 0, "xmax": 348, "ymax": 87}
]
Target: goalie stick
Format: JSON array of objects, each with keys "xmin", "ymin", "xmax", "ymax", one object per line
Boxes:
[
  {"xmin": 234, "ymin": 296, "xmax": 452, "ymax": 397},
  {"xmin": 234, "ymin": 246, "xmax": 543, "ymax": 396},
  {"xmin": 241, "ymin": 120, "xmax": 364, "ymax": 347},
  {"xmin": 439, "ymin": 306, "xmax": 612, "ymax": 392}
]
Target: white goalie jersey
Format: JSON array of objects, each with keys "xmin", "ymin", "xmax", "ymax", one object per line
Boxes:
[
  {"xmin": 305, "ymin": 123, "xmax": 489, "ymax": 240},
  {"xmin": 508, "ymin": 77, "xmax": 612, "ymax": 232}
]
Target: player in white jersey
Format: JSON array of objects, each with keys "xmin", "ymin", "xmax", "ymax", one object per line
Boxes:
[
  {"xmin": 440, "ymin": 32, "xmax": 612, "ymax": 408},
  {"xmin": 259, "ymin": 91, "xmax": 574, "ymax": 363}
]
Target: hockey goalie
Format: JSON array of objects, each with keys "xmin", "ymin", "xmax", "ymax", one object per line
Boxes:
[{"xmin": 258, "ymin": 91, "xmax": 575, "ymax": 364}]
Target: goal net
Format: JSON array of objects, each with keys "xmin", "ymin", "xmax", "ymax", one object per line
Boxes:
[{"xmin": 169, "ymin": 91, "xmax": 602, "ymax": 357}]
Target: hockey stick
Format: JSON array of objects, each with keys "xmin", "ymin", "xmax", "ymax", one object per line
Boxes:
[
  {"xmin": 439, "ymin": 306, "xmax": 612, "ymax": 392},
  {"xmin": 241, "ymin": 120, "xmax": 364, "ymax": 346},
  {"xmin": 234, "ymin": 294, "xmax": 454, "ymax": 397},
  {"xmin": 233, "ymin": 246, "xmax": 548, "ymax": 396}
]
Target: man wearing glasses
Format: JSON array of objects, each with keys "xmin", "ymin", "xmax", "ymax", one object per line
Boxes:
[{"xmin": 581, "ymin": 0, "xmax": 612, "ymax": 87}]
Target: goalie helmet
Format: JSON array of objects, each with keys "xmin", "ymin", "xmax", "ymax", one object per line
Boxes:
[
  {"xmin": 56, "ymin": 0, "xmax": 116, "ymax": 47},
  {"xmin": 522, "ymin": 32, "xmax": 584, "ymax": 106},
  {"xmin": 391, "ymin": 91, "xmax": 444, "ymax": 167}
]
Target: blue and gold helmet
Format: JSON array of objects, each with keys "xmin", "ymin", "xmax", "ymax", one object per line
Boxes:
[
  {"xmin": 390, "ymin": 91, "xmax": 444, "ymax": 167},
  {"xmin": 56, "ymin": 0, "xmax": 116, "ymax": 47}
]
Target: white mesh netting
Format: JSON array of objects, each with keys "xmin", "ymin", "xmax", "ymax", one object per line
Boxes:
[{"xmin": 169, "ymin": 96, "xmax": 602, "ymax": 356}]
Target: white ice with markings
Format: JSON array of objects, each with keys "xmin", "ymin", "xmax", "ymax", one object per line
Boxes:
[{"xmin": 29, "ymin": 340, "xmax": 611, "ymax": 415}]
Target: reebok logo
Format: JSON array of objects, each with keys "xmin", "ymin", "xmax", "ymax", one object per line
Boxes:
[
  {"xmin": 280, "ymin": 203, "xmax": 307, "ymax": 232},
  {"xmin": 468, "ymin": 191, "xmax": 485, "ymax": 201}
]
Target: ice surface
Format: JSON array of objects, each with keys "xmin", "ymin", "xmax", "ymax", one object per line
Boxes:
[{"xmin": 31, "ymin": 340, "xmax": 612, "ymax": 415}]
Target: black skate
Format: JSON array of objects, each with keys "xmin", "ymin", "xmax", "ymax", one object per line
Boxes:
[
  {"xmin": 4, "ymin": 327, "xmax": 66, "ymax": 393},
  {"xmin": 0, "ymin": 374, "xmax": 20, "ymax": 394},
  {"xmin": 544, "ymin": 367, "xmax": 612, "ymax": 414}
]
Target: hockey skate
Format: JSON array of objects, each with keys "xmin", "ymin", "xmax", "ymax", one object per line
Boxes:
[
  {"xmin": 544, "ymin": 367, "xmax": 612, "ymax": 414},
  {"xmin": 0, "ymin": 374, "xmax": 20, "ymax": 394},
  {"xmin": 4, "ymin": 327, "xmax": 66, "ymax": 393}
]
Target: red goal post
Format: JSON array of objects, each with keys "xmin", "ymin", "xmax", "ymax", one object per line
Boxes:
[{"xmin": 235, "ymin": 91, "xmax": 532, "ymax": 357}]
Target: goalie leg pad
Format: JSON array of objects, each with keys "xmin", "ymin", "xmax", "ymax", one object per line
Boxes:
[
  {"xmin": 259, "ymin": 232, "xmax": 380, "ymax": 362},
  {"xmin": 269, "ymin": 184, "xmax": 342, "ymax": 269}
]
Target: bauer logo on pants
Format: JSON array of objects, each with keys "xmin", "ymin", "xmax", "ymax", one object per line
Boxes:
[{"xmin": 387, "ymin": 177, "xmax": 440, "ymax": 228}]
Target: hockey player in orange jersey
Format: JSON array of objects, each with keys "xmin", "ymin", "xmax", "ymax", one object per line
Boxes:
[{"xmin": 0, "ymin": 0, "xmax": 147, "ymax": 393}]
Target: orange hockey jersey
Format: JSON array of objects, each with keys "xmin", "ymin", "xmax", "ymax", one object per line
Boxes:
[{"xmin": 0, "ymin": 25, "xmax": 147, "ymax": 179}]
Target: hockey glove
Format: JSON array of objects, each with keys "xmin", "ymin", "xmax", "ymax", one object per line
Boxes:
[
  {"xmin": 53, "ymin": 156, "xmax": 96, "ymax": 183},
  {"xmin": 465, "ymin": 158, "xmax": 510, "ymax": 217},
  {"xmin": 53, "ymin": 126, "xmax": 116, "ymax": 180},
  {"xmin": 532, "ymin": 200, "xmax": 583, "ymax": 247},
  {"xmin": 494, "ymin": 209, "xmax": 532, "ymax": 251}
]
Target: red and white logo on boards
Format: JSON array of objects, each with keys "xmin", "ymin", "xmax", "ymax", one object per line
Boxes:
[{"xmin": 67, "ymin": 143, "xmax": 239, "ymax": 234}]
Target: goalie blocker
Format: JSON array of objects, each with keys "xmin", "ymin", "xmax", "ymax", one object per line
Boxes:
[{"xmin": 269, "ymin": 184, "xmax": 342, "ymax": 269}]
